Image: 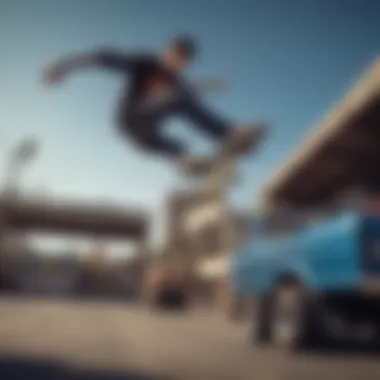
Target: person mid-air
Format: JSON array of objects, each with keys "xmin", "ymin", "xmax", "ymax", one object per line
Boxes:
[{"xmin": 43, "ymin": 35, "xmax": 266, "ymax": 174}]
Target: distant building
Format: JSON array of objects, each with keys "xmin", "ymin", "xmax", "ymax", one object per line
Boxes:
[
  {"xmin": 163, "ymin": 187, "xmax": 251, "ymax": 307},
  {"xmin": 165, "ymin": 190, "xmax": 200, "ymax": 260}
]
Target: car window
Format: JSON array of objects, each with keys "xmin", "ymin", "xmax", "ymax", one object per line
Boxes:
[{"xmin": 249, "ymin": 211, "xmax": 304, "ymax": 240}]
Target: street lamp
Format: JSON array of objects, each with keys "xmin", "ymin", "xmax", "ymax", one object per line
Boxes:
[
  {"xmin": 0, "ymin": 137, "xmax": 39, "ymax": 285},
  {"xmin": 4, "ymin": 137, "xmax": 39, "ymax": 197}
]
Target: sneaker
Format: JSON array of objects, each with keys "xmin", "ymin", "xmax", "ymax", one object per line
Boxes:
[{"xmin": 221, "ymin": 123, "xmax": 269, "ymax": 156}]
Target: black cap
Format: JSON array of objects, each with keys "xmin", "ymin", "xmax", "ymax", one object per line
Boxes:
[{"xmin": 170, "ymin": 35, "xmax": 197, "ymax": 59}]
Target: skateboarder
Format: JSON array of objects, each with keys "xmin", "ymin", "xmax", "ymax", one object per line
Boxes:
[{"xmin": 43, "ymin": 35, "xmax": 266, "ymax": 173}]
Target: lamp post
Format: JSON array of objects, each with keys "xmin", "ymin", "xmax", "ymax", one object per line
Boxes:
[
  {"xmin": 0, "ymin": 137, "xmax": 39, "ymax": 288},
  {"xmin": 3, "ymin": 137, "xmax": 39, "ymax": 198}
]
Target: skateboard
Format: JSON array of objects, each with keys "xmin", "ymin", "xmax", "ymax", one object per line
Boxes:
[{"xmin": 182, "ymin": 123, "xmax": 269, "ymax": 179}]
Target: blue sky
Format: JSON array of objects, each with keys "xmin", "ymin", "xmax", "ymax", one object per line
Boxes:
[{"xmin": 1, "ymin": 0, "xmax": 379, "ymax": 253}]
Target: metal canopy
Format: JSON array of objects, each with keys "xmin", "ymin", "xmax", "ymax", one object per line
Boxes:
[
  {"xmin": 262, "ymin": 58, "xmax": 380, "ymax": 208},
  {"xmin": 0, "ymin": 196, "xmax": 149, "ymax": 240}
]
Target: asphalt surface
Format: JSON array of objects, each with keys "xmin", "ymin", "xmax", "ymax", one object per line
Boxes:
[{"xmin": 0, "ymin": 297, "xmax": 379, "ymax": 380}]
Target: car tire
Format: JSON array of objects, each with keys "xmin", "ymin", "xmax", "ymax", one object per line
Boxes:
[
  {"xmin": 272, "ymin": 284, "xmax": 328, "ymax": 352},
  {"xmin": 373, "ymin": 322, "xmax": 380, "ymax": 349}
]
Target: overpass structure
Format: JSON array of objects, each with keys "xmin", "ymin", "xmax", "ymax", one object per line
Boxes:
[
  {"xmin": 0, "ymin": 196, "xmax": 149, "ymax": 240},
  {"xmin": 261, "ymin": 58, "xmax": 380, "ymax": 209}
]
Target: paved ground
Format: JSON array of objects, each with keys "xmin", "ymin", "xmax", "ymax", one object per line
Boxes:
[{"xmin": 0, "ymin": 297, "xmax": 379, "ymax": 380}]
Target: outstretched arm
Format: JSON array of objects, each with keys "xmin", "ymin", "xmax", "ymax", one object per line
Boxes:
[{"xmin": 43, "ymin": 49, "xmax": 134, "ymax": 85}]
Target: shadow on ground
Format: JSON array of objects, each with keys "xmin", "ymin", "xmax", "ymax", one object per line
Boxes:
[
  {"xmin": 0, "ymin": 355, "xmax": 173, "ymax": 380},
  {"xmin": 294, "ymin": 340, "xmax": 380, "ymax": 358}
]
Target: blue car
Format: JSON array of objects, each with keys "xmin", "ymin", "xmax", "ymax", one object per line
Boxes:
[{"xmin": 230, "ymin": 204, "xmax": 380, "ymax": 350}]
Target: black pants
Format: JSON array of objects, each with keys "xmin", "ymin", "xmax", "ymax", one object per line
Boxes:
[{"xmin": 119, "ymin": 95, "xmax": 231, "ymax": 158}]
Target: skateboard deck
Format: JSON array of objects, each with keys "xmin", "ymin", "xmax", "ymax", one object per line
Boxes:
[{"xmin": 183, "ymin": 123, "xmax": 269, "ymax": 178}]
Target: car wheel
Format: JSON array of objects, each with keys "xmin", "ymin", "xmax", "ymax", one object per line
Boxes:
[{"xmin": 272, "ymin": 284, "xmax": 327, "ymax": 352}]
